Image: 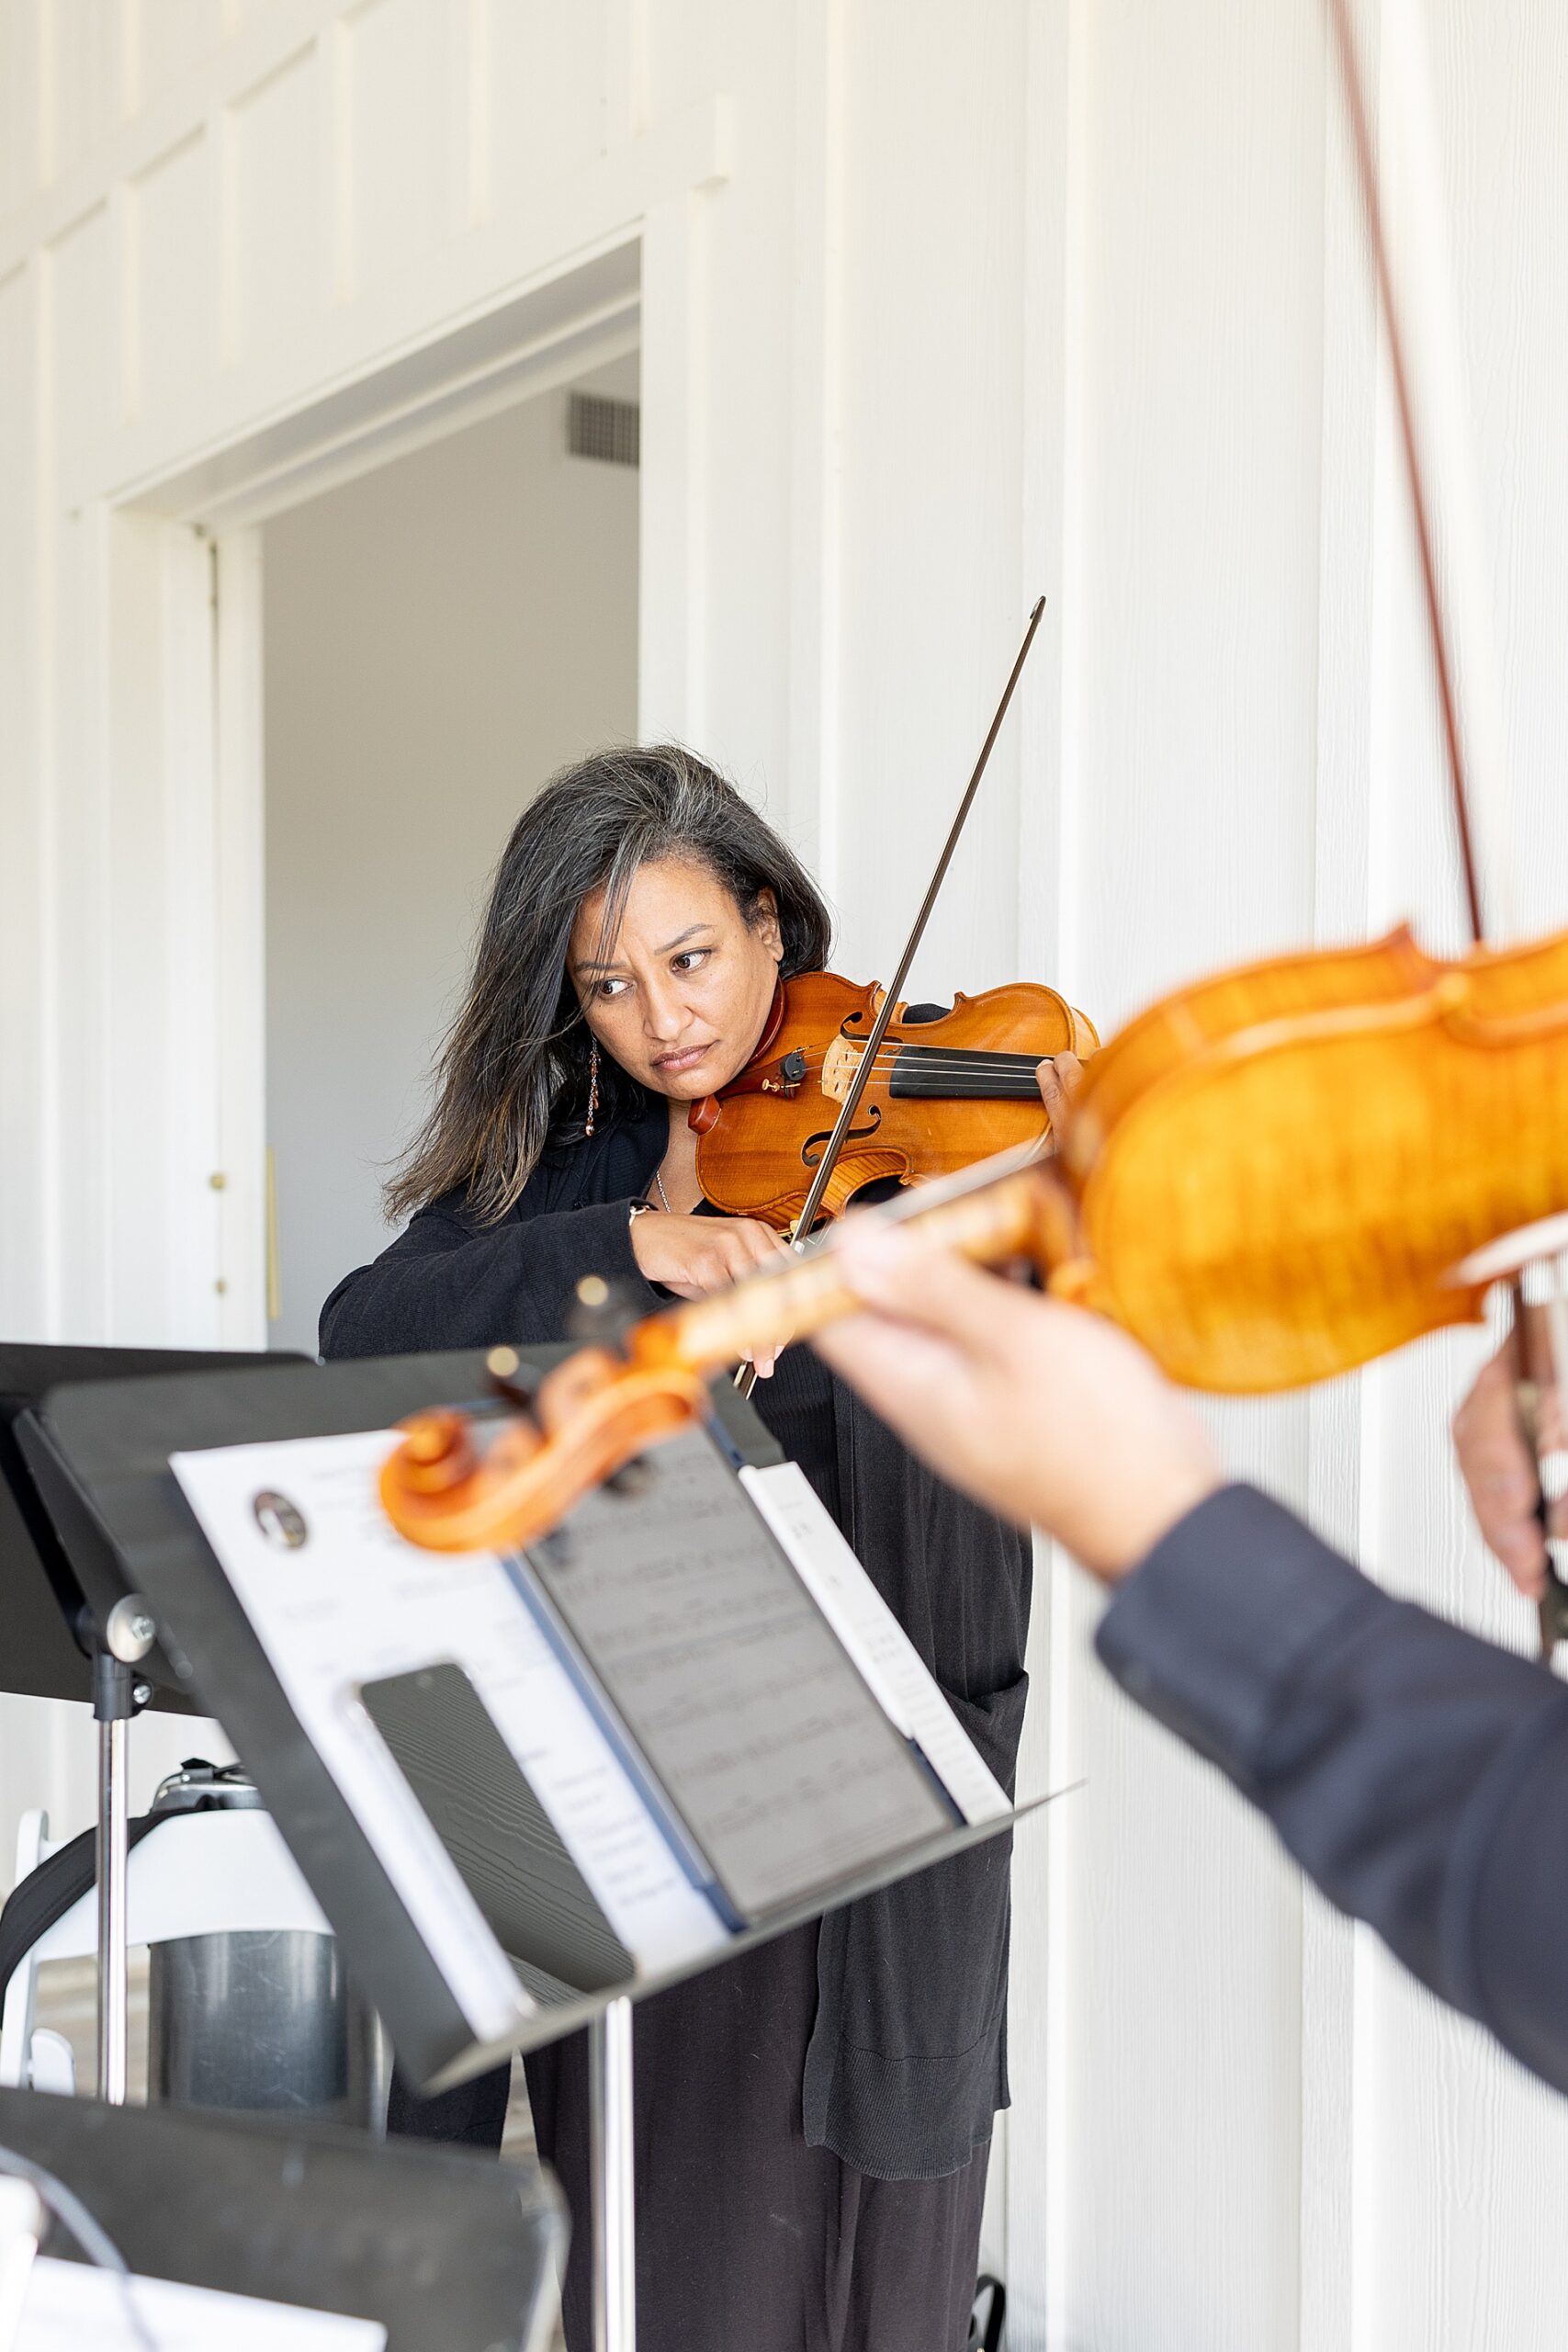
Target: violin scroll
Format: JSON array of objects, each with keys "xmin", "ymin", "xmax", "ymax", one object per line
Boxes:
[{"xmin": 379, "ymin": 1346, "xmax": 713, "ymax": 1556}]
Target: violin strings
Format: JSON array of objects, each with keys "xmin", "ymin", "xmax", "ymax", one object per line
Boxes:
[{"xmin": 787, "ymin": 1046, "xmax": 1054, "ymax": 1077}]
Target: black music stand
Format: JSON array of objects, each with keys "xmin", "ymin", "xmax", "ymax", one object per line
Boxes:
[
  {"xmin": 0, "ymin": 1346, "xmax": 303, "ymax": 2107},
  {"xmin": 0, "ymin": 2083, "xmax": 562, "ymax": 2350},
  {"xmin": 33, "ymin": 1348, "xmax": 1047, "ymax": 2352}
]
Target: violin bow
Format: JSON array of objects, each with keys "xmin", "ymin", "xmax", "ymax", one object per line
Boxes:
[
  {"xmin": 734, "ymin": 594, "xmax": 1047, "ymax": 1399},
  {"xmin": 1325, "ymin": 0, "xmax": 1567, "ymax": 1651}
]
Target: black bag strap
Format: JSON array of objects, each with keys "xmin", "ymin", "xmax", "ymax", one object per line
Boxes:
[
  {"xmin": 968, "ymin": 2274, "xmax": 1006, "ymax": 2352},
  {"xmin": 0, "ymin": 1814, "xmax": 164, "ymax": 2001}
]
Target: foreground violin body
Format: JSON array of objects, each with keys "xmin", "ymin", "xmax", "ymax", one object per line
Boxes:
[
  {"xmin": 1057, "ymin": 921, "xmax": 1568, "ymax": 1388},
  {"xmin": 382, "ymin": 921, "xmax": 1568, "ymax": 1555},
  {"xmin": 690, "ymin": 971, "xmax": 1100, "ymax": 1231}
]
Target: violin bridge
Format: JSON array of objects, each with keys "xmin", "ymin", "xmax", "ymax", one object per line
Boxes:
[{"xmin": 821, "ymin": 1036, "xmax": 863, "ymax": 1103}]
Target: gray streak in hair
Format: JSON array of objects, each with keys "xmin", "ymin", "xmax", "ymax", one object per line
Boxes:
[{"xmin": 385, "ymin": 744, "xmax": 833, "ymax": 1225}]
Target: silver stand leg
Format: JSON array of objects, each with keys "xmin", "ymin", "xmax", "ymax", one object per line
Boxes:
[
  {"xmin": 96, "ymin": 1713, "xmax": 129, "ymax": 2105},
  {"xmin": 92, "ymin": 1611, "xmax": 152, "ymax": 2110},
  {"xmin": 589, "ymin": 1996, "xmax": 636, "ymax": 2352}
]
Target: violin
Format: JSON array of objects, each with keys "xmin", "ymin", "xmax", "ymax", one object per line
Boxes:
[
  {"xmin": 378, "ymin": 911, "xmax": 1568, "ymax": 1552},
  {"xmin": 689, "ymin": 971, "xmax": 1100, "ymax": 1232},
  {"xmin": 1053, "ymin": 919, "xmax": 1568, "ymax": 1391}
]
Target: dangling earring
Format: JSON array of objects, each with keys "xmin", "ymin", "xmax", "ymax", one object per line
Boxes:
[{"xmin": 584, "ymin": 1039, "xmax": 601, "ymax": 1138}]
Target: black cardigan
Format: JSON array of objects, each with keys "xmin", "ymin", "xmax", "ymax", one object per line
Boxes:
[{"xmin": 320, "ymin": 1101, "xmax": 1032, "ymax": 2180}]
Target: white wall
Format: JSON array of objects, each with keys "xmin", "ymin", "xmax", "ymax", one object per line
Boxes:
[
  {"xmin": 263, "ymin": 367, "xmax": 638, "ymax": 1354},
  {"xmin": 4, "ymin": 3, "xmax": 1568, "ymax": 2345}
]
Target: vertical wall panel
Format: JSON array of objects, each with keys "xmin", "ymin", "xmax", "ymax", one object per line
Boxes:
[
  {"xmin": 46, "ymin": 208, "xmax": 113, "ymax": 1340},
  {"xmin": 46, "ymin": 497, "xmax": 111, "ymax": 1341},
  {"xmin": 344, "ymin": 0, "xmax": 447, "ymax": 296},
  {"xmin": 642, "ymin": 0, "xmax": 723, "ymax": 129},
  {"xmin": 1032, "ymin": 3, "xmax": 1331, "ymax": 2346},
  {"xmin": 1430, "ymin": 0, "xmax": 1568, "ymax": 941},
  {"xmin": 213, "ymin": 529, "xmax": 268, "ymax": 1350},
  {"xmin": 131, "ymin": 0, "xmax": 226, "ymax": 115},
  {"xmin": 101, "ymin": 508, "xmax": 174, "ymax": 1340},
  {"xmin": 832, "ymin": 0, "xmax": 1028, "ymax": 995},
  {"xmin": 129, "ymin": 130, "xmax": 218, "ymax": 422},
  {"xmin": 42, "ymin": 0, "xmax": 121, "ymax": 186},
  {"xmin": 1004, "ymin": 6, "xmax": 1085, "ymax": 2326},
  {"xmin": 47, "ymin": 203, "xmax": 113, "ymax": 503},
  {"xmin": 484, "ymin": 0, "xmax": 606, "ymax": 213},
  {"xmin": 1076, "ymin": 0, "xmax": 1329, "ymax": 1026},
  {"xmin": 678, "ymin": 0, "xmax": 794, "ymax": 810},
  {"xmin": 1348, "ymin": 26, "xmax": 1568, "ymax": 2335},
  {"xmin": 0, "ymin": 263, "xmax": 47, "ymax": 1339},
  {"xmin": 0, "ymin": 1, "xmax": 43, "ymax": 217},
  {"xmin": 228, "ymin": 46, "xmax": 323, "ymax": 363}
]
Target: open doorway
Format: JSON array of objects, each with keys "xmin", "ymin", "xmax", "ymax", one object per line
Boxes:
[{"xmin": 260, "ymin": 355, "xmax": 639, "ymax": 1353}]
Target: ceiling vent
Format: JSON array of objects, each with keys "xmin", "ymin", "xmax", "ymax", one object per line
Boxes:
[{"xmin": 569, "ymin": 391, "xmax": 640, "ymax": 468}]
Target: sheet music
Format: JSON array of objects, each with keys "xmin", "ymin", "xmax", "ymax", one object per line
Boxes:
[
  {"xmin": 171, "ymin": 1432, "xmax": 729, "ymax": 2028},
  {"xmin": 521, "ymin": 1430, "xmax": 950, "ymax": 1917},
  {"xmin": 16, "ymin": 2256, "xmax": 386, "ymax": 2349},
  {"xmin": 741, "ymin": 1462, "xmax": 1012, "ymax": 1826}
]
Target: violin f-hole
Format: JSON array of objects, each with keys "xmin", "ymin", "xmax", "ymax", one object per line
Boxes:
[{"xmin": 801, "ymin": 1106, "xmax": 882, "ymax": 1168}]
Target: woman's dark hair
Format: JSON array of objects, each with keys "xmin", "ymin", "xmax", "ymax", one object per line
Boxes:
[{"xmin": 386, "ymin": 744, "xmax": 833, "ymax": 1224}]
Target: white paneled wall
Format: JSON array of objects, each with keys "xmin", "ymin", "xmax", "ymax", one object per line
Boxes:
[{"xmin": 3, "ymin": 3, "xmax": 1568, "ymax": 2344}]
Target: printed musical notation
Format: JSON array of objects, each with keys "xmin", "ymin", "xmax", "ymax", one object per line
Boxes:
[{"xmin": 524, "ymin": 1430, "xmax": 950, "ymax": 1917}]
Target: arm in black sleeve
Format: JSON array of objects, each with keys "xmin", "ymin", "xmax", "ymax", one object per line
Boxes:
[
  {"xmin": 1095, "ymin": 1483, "xmax": 1568, "ymax": 2096},
  {"xmin": 319, "ymin": 1196, "xmax": 661, "ymax": 1358}
]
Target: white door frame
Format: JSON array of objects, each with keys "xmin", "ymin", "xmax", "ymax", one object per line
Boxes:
[{"xmin": 113, "ymin": 212, "xmax": 699, "ymax": 1349}]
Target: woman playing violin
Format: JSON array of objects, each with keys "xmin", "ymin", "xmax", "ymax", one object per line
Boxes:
[{"xmin": 321, "ymin": 742, "xmax": 1044, "ymax": 2352}]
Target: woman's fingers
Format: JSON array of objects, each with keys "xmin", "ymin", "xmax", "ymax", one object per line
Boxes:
[
  {"xmin": 1452, "ymin": 1342, "xmax": 1551, "ymax": 1594},
  {"xmin": 1035, "ymin": 1049, "xmax": 1083, "ymax": 1128},
  {"xmin": 718, "ymin": 1220, "xmax": 790, "ymax": 1282},
  {"xmin": 631, "ymin": 1209, "xmax": 790, "ymax": 1298},
  {"xmin": 734, "ymin": 1223, "xmax": 790, "ymax": 1373}
]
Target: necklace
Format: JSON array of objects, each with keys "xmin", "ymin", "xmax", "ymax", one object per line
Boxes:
[{"xmin": 652, "ymin": 1168, "xmax": 672, "ymax": 1213}]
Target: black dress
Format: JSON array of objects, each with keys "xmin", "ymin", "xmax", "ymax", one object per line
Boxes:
[{"xmin": 321, "ymin": 1101, "xmax": 1030, "ymax": 2352}]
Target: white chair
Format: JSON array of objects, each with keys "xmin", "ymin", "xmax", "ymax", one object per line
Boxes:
[{"xmin": 0, "ymin": 1805, "xmax": 331, "ymax": 2094}]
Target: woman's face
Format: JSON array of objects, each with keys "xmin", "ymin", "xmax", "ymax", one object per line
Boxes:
[{"xmin": 569, "ymin": 855, "xmax": 784, "ymax": 1101}]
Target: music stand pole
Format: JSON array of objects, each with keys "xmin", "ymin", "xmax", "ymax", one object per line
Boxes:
[
  {"xmin": 590, "ymin": 1996, "xmax": 636, "ymax": 2352},
  {"xmin": 92, "ymin": 1600, "xmax": 155, "ymax": 2104}
]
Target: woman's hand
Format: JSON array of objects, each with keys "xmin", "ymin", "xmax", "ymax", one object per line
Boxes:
[
  {"xmin": 1036, "ymin": 1048, "xmax": 1083, "ymax": 1134},
  {"xmin": 628, "ymin": 1210, "xmax": 790, "ymax": 1373},
  {"xmin": 1452, "ymin": 1330, "xmax": 1566, "ymax": 1597},
  {"xmin": 814, "ymin": 1222, "xmax": 1222, "ymax": 1578}
]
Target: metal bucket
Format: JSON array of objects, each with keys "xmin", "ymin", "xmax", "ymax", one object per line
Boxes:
[{"xmin": 144, "ymin": 1761, "xmax": 387, "ymax": 2130}]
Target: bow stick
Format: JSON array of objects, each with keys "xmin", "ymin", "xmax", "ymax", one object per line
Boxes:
[
  {"xmin": 734, "ymin": 594, "xmax": 1047, "ymax": 1398},
  {"xmin": 1325, "ymin": 0, "xmax": 1567, "ymax": 1651}
]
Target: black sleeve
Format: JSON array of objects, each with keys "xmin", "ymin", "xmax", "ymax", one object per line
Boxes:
[
  {"xmin": 1094, "ymin": 1482, "xmax": 1568, "ymax": 2096},
  {"xmin": 318, "ymin": 1197, "xmax": 662, "ymax": 1358}
]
